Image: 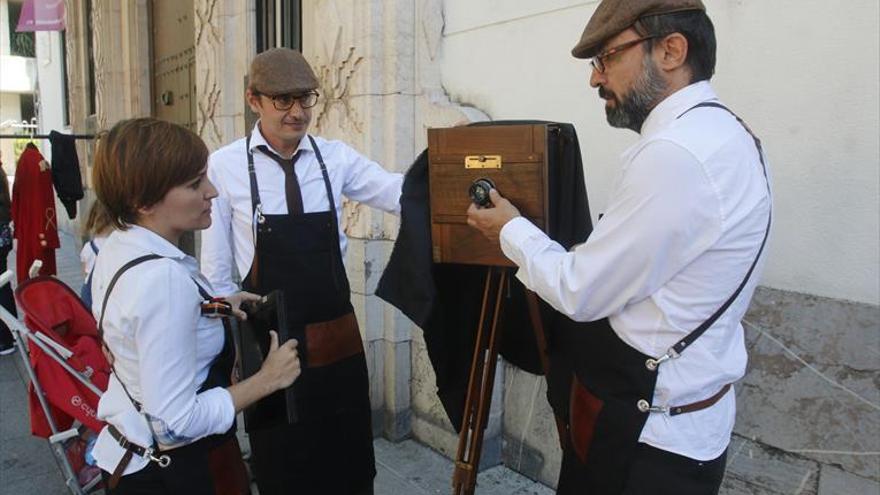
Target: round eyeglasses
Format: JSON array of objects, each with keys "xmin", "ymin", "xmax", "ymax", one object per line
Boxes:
[{"xmin": 257, "ymin": 91, "xmax": 320, "ymax": 111}]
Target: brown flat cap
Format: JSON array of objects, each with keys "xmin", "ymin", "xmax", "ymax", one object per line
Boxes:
[
  {"xmin": 571, "ymin": 0, "xmax": 705, "ymax": 59},
  {"xmin": 249, "ymin": 48, "xmax": 319, "ymax": 95}
]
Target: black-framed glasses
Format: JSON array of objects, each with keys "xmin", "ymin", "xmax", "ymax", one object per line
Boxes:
[
  {"xmin": 590, "ymin": 35, "xmax": 656, "ymax": 73},
  {"xmin": 257, "ymin": 91, "xmax": 320, "ymax": 111}
]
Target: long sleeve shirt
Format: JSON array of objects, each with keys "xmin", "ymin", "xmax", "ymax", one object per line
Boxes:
[
  {"xmin": 90, "ymin": 225, "xmax": 235, "ymax": 476},
  {"xmin": 200, "ymin": 124, "xmax": 403, "ymax": 296},
  {"xmin": 500, "ymin": 81, "xmax": 772, "ymax": 461}
]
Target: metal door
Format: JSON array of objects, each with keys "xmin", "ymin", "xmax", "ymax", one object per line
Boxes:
[
  {"xmin": 151, "ymin": 0, "xmax": 195, "ymax": 130},
  {"xmin": 151, "ymin": 0, "xmax": 197, "ymax": 255}
]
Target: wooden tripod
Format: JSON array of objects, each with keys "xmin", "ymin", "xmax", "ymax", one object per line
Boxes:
[{"xmin": 451, "ymin": 266, "xmax": 563, "ymax": 495}]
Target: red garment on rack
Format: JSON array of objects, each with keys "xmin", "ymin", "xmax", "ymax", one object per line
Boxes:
[{"xmin": 12, "ymin": 145, "xmax": 59, "ymax": 283}]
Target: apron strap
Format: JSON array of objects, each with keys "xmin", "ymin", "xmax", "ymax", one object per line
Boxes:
[
  {"xmin": 246, "ymin": 134, "xmax": 341, "ymax": 288},
  {"xmin": 245, "ymin": 135, "xmax": 262, "ymax": 222},
  {"xmin": 307, "ymin": 135, "xmax": 337, "ymax": 218},
  {"xmin": 307, "ymin": 135, "xmax": 345, "ymax": 289},
  {"xmin": 656, "ymin": 102, "xmax": 772, "ymax": 361}
]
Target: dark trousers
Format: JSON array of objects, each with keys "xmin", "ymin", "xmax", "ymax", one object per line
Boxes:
[
  {"xmin": 103, "ymin": 435, "xmax": 249, "ymax": 495},
  {"xmin": 353, "ymin": 484, "xmax": 374, "ymax": 495},
  {"xmin": 0, "ymin": 244, "xmax": 16, "ymax": 347},
  {"xmin": 621, "ymin": 443, "xmax": 727, "ymax": 495}
]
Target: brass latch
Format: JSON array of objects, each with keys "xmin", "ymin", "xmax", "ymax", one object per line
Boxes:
[{"xmin": 464, "ymin": 155, "xmax": 502, "ymax": 169}]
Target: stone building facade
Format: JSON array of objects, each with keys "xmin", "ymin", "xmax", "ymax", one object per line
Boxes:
[{"xmin": 61, "ymin": 1, "xmax": 878, "ymax": 493}]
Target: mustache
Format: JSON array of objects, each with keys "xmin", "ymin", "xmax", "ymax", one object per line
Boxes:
[{"xmin": 598, "ymin": 86, "xmax": 615, "ymax": 101}]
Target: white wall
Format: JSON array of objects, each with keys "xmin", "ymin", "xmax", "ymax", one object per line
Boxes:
[{"xmin": 440, "ymin": 0, "xmax": 880, "ymax": 305}]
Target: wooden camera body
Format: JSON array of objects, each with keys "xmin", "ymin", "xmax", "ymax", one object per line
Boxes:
[{"xmin": 428, "ymin": 124, "xmax": 550, "ymax": 267}]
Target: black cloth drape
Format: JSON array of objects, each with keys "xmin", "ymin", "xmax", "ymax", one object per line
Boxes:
[
  {"xmin": 48, "ymin": 130, "xmax": 84, "ymax": 219},
  {"xmin": 377, "ymin": 121, "xmax": 592, "ymax": 430}
]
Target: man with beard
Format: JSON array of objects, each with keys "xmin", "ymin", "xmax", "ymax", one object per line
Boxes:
[
  {"xmin": 201, "ymin": 48, "xmax": 402, "ymax": 494},
  {"xmin": 467, "ymin": 0, "xmax": 772, "ymax": 493}
]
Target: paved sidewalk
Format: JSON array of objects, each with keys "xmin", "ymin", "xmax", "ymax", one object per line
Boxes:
[{"xmin": 0, "ymin": 230, "xmax": 552, "ymax": 495}]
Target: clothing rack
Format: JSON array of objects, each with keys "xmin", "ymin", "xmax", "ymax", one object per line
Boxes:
[
  {"xmin": 0, "ymin": 134, "xmax": 95, "ymax": 139},
  {"xmin": 0, "ymin": 120, "xmax": 95, "ymax": 140}
]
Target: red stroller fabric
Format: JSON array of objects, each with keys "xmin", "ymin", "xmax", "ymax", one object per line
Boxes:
[{"xmin": 15, "ymin": 276, "xmax": 110, "ymax": 437}]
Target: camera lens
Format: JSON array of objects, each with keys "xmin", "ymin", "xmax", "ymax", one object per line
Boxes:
[{"xmin": 469, "ymin": 178, "xmax": 496, "ymax": 207}]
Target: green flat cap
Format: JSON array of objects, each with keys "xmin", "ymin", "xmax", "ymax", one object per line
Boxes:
[
  {"xmin": 249, "ymin": 48, "xmax": 319, "ymax": 95},
  {"xmin": 571, "ymin": 0, "xmax": 705, "ymax": 59}
]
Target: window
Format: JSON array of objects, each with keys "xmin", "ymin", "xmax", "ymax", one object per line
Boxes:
[
  {"xmin": 6, "ymin": 2, "xmax": 36, "ymax": 58},
  {"xmin": 85, "ymin": 0, "xmax": 96, "ymax": 116},
  {"xmin": 61, "ymin": 30, "xmax": 70, "ymax": 125},
  {"xmin": 256, "ymin": 0, "xmax": 302, "ymax": 52},
  {"xmin": 19, "ymin": 93, "xmax": 35, "ymax": 123}
]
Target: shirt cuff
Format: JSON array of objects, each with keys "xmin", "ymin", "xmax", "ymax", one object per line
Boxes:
[
  {"xmin": 499, "ymin": 216, "xmax": 547, "ymax": 266},
  {"xmin": 198, "ymin": 386, "xmax": 236, "ymax": 435}
]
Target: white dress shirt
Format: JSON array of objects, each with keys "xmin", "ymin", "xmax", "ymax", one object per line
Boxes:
[
  {"xmin": 90, "ymin": 225, "xmax": 235, "ymax": 476},
  {"xmin": 201, "ymin": 123, "xmax": 404, "ymax": 296},
  {"xmin": 79, "ymin": 235, "xmax": 106, "ymax": 277},
  {"xmin": 500, "ymin": 81, "xmax": 771, "ymax": 461}
]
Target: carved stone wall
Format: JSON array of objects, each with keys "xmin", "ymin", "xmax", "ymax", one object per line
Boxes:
[
  {"xmin": 62, "ymin": 0, "xmax": 151, "ymax": 239},
  {"xmin": 302, "ymin": 0, "xmax": 489, "ymax": 444},
  {"xmin": 194, "ymin": 0, "xmax": 254, "ymax": 151}
]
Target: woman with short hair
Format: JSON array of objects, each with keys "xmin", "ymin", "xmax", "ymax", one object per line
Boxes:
[{"xmin": 90, "ymin": 118, "xmax": 300, "ymax": 494}]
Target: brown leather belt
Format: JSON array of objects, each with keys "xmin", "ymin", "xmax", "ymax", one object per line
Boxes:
[
  {"xmin": 106, "ymin": 425, "xmax": 165, "ymax": 489},
  {"xmin": 305, "ymin": 312, "xmax": 363, "ymax": 368},
  {"xmin": 668, "ymin": 383, "xmax": 731, "ymax": 416}
]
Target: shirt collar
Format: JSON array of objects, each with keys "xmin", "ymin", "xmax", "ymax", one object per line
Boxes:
[
  {"xmin": 114, "ymin": 224, "xmax": 189, "ymax": 260},
  {"xmin": 247, "ymin": 121, "xmax": 314, "ymax": 158},
  {"xmin": 638, "ymin": 80, "xmax": 718, "ymax": 139}
]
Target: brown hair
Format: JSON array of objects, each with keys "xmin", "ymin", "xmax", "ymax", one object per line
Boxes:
[
  {"xmin": 92, "ymin": 118, "xmax": 208, "ymax": 229},
  {"xmin": 81, "ymin": 200, "xmax": 114, "ymax": 237}
]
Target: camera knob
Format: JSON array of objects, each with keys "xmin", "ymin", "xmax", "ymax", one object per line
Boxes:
[{"xmin": 469, "ymin": 178, "xmax": 497, "ymax": 207}]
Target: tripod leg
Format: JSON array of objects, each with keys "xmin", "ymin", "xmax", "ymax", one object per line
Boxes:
[
  {"xmin": 463, "ymin": 269, "xmax": 507, "ymax": 493},
  {"xmin": 453, "ymin": 268, "xmax": 497, "ymax": 494}
]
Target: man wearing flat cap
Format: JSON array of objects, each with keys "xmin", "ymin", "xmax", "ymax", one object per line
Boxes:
[
  {"xmin": 201, "ymin": 47, "xmax": 402, "ymax": 495},
  {"xmin": 468, "ymin": 1, "xmax": 772, "ymax": 493}
]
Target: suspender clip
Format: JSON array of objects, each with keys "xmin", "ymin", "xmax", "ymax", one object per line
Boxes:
[
  {"xmin": 146, "ymin": 447, "xmax": 172, "ymax": 468},
  {"xmin": 645, "ymin": 347, "xmax": 679, "ymax": 371},
  {"xmin": 255, "ymin": 204, "xmax": 266, "ymax": 224},
  {"xmin": 636, "ymin": 399, "xmax": 667, "ymax": 414}
]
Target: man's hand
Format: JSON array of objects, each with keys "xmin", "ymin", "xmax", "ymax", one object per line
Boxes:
[{"xmin": 466, "ymin": 189, "xmax": 521, "ymax": 242}]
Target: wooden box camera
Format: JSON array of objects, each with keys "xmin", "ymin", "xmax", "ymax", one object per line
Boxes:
[{"xmin": 428, "ymin": 124, "xmax": 550, "ymax": 267}]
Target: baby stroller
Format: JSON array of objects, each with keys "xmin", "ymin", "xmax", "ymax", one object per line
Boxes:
[{"xmin": 0, "ymin": 264, "xmax": 109, "ymax": 494}]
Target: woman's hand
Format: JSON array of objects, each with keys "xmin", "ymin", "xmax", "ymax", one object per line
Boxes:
[
  {"xmin": 257, "ymin": 331, "xmax": 301, "ymax": 392},
  {"xmin": 224, "ymin": 291, "xmax": 263, "ymax": 320},
  {"xmin": 227, "ymin": 331, "xmax": 301, "ymax": 412}
]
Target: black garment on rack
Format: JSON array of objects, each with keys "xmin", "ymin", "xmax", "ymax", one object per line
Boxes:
[
  {"xmin": 376, "ymin": 121, "xmax": 592, "ymax": 430},
  {"xmin": 48, "ymin": 130, "xmax": 84, "ymax": 219}
]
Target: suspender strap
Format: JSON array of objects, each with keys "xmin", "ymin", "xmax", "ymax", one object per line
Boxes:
[
  {"xmin": 98, "ymin": 255, "xmax": 164, "ymax": 341},
  {"xmin": 98, "ymin": 254, "xmax": 164, "ymax": 411},
  {"xmin": 98, "ymin": 254, "xmax": 214, "ymax": 407},
  {"xmin": 659, "ymin": 102, "xmax": 773, "ymax": 359}
]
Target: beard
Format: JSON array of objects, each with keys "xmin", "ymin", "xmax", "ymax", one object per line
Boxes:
[{"xmin": 600, "ymin": 55, "xmax": 667, "ymax": 133}]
